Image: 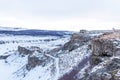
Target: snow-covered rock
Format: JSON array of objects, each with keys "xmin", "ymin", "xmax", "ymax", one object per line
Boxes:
[
  {"xmin": 0, "ymin": 28, "xmax": 119, "ymax": 80},
  {"xmin": 81, "ymin": 31, "xmax": 120, "ymax": 80},
  {"xmin": 62, "ymin": 32, "xmax": 91, "ymax": 51}
]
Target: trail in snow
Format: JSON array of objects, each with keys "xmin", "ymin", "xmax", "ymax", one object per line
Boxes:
[{"xmin": 45, "ymin": 54, "xmax": 60, "ymax": 80}]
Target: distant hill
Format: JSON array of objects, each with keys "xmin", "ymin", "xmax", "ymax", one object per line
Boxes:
[{"xmin": 0, "ymin": 27, "xmax": 73, "ymax": 37}]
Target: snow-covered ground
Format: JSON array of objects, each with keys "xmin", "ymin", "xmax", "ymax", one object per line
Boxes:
[
  {"xmin": 0, "ymin": 34, "xmax": 70, "ymax": 80},
  {"xmin": 0, "ymin": 28, "xmax": 103, "ymax": 80},
  {"xmin": 58, "ymin": 45, "xmax": 90, "ymax": 77},
  {"xmin": 0, "ymin": 35, "xmax": 90, "ymax": 80},
  {"xmin": 0, "ymin": 35, "xmax": 69, "ymax": 55}
]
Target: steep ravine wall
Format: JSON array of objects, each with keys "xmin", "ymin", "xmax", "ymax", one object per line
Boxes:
[{"xmin": 82, "ymin": 32, "xmax": 120, "ymax": 80}]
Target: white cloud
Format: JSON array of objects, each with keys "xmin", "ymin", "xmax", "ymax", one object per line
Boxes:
[
  {"xmin": 0, "ymin": 14, "xmax": 119, "ymax": 31},
  {"xmin": 0, "ymin": 0, "xmax": 120, "ymax": 31}
]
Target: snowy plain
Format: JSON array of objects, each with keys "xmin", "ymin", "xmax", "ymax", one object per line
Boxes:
[
  {"xmin": 0, "ymin": 28, "xmax": 103, "ymax": 80},
  {"xmin": 0, "ymin": 34, "xmax": 71, "ymax": 80}
]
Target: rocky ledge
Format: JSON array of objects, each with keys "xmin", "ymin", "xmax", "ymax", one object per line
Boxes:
[
  {"xmin": 82, "ymin": 31, "xmax": 120, "ymax": 80},
  {"xmin": 18, "ymin": 46, "xmax": 46, "ymax": 70}
]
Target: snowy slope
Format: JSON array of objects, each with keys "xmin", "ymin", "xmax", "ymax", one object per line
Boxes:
[
  {"xmin": 0, "ymin": 28, "xmax": 105, "ymax": 80},
  {"xmin": 0, "ymin": 32, "xmax": 71, "ymax": 80}
]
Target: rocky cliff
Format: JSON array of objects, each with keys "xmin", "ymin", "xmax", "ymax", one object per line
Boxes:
[
  {"xmin": 7, "ymin": 30, "xmax": 120, "ymax": 80},
  {"xmin": 62, "ymin": 32, "xmax": 91, "ymax": 51},
  {"xmin": 81, "ymin": 31, "xmax": 120, "ymax": 80}
]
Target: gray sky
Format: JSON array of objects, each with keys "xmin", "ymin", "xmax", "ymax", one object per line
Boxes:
[{"xmin": 0, "ymin": 0, "xmax": 120, "ymax": 31}]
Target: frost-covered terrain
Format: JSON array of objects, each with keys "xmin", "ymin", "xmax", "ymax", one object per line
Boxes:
[
  {"xmin": 0, "ymin": 34, "xmax": 70, "ymax": 80},
  {"xmin": 0, "ymin": 28, "xmax": 119, "ymax": 80},
  {"xmin": 0, "ymin": 27, "xmax": 72, "ymax": 80}
]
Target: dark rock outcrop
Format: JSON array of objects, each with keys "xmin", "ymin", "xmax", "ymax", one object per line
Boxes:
[
  {"xmin": 0, "ymin": 41, "xmax": 5, "ymax": 44},
  {"xmin": 0, "ymin": 55, "xmax": 10, "ymax": 59},
  {"xmin": 81, "ymin": 32, "xmax": 120, "ymax": 80},
  {"xmin": 26, "ymin": 55, "xmax": 43, "ymax": 70},
  {"xmin": 62, "ymin": 33, "xmax": 91, "ymax": 51},
  {"xmin": 90, "ymin": 39, "xmax": 115, "ymax": 66},
  {"xmin": 91, "ymin": 39, "xmax": 114, "ymax": 57},
  {"xmin": 18, "ymin": 46, "xmax": 43, "ymax": 55},
  {"xmin": 25, "ymin": 50, "xmax": 47, "ymax": 70},
  {"xmin": 17, "ymin": 46, "xmax": 45, "ymax": 70},
  {"xmin": 84, "ymin": 58, "xmax": 120, "ymax": 80},
  {"xmin": 90, "ymin": 37, "xmax": 120, "ymax": 66},
  {"xmin": 18, "ymin": 46, "xmax": 34, "ymax": 55}
]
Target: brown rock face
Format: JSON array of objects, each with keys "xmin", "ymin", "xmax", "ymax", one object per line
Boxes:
[
  {"xmin": 18, "ymin": 46, "xmax": 43, "ymax": 55},
  {"xmin": 18, "ymin": 46, "xmax": 34, "ymax": 55},
  {"xmin": 26, "ymin": 55, "xmax": 42, "ymax": 70},
  {"xmin": 85, "ymin": 58, "xmax": 120, "ymax": 80},
  {"xmin": 90, "ymin": 37, "xmax": 120, "ymax": 66},
  {"xmin": 83, "ymin": 32, "xmax": 120, "ymax": 80},
  {"xmin": 91, "ymin": 39, "xmax": 114, "ymax": 57},
  {"xmin": 90, "ymin": 39, "xmax": 115, "ymax": 66},
  {"xmin": 63, "ymin": 33, "xmax": 91, "ymax": 51},
  {"xmin": 18, "ymin": 46, "xmax": 45, "ymax": 70},
  {"xmin": 0, "ymin": 55, "xmax": 10, "ymax": 59}
]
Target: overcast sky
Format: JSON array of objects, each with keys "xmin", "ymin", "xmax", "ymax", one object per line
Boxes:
[{"xmin": 0, "ymin": 0, "xmax": 120, "ymax": 31}]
